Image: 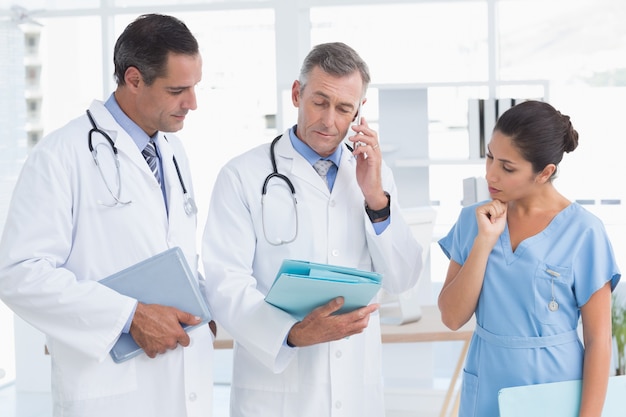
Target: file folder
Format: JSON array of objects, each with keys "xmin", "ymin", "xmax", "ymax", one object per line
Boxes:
[
  {"xmin": 100, "ymin": 247, "xmax": 211, "ymax": 363},
  {"xmin": 498, "ymin": 375, "xmax": 626, "ymax": 417},
  {"xmin": 264, "ymin": 259, "xmax": 382, "ymax": 320}
]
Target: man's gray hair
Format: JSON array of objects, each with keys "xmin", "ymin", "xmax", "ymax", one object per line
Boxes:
[{"xmin": 298, "ymin": 42, "xmax": 371, "ymax": 96}]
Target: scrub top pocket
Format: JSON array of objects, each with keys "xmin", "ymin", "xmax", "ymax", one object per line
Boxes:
[{"xmin": 533, "ymin": 263, "xmax": 573, "ymax": 325}]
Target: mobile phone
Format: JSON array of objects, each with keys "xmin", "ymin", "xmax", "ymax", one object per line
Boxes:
[{"xmin": 345, "ymin": 102, "xmax": 363, "ymax": 149}]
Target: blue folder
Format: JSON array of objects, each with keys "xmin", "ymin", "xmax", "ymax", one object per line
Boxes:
[
  {"xmin": 100, "ymin": 247, "xmax": 211, "ymax": 363},
  {"xmin": 264, "ymin": 259, "xmax": 382, "ymax": 320},
  {"xmin": 498, "ymin": 375, "xmax": 626, "ymax": 417}
]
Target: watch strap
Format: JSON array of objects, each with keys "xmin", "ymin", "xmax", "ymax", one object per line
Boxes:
[{"xmin": 365, "ymin": 192, "xmax": 390, "ymax": 221}]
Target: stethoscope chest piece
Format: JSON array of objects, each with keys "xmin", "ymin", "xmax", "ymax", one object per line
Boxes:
[
  {"xmin": 546, "ymin": 268, "xmax": 560, "ymax": 312},
  {"xmin": 183, "ymin": 194, "xmax": 198, "ymax": 216}
]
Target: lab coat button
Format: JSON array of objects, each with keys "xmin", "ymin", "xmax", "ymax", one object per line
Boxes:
[
  {"xmin": 331, "ymin": 249, "xmax": 339, "ymax": 257},
  {"xmin": 188, "ymin": 392, "xmax": 197, "ymax": 401},
  {"xmin": 335, "ymin": 401, "xmax": 342, "ymax": 409},
  {"xmin": 335, "ymin": 350, "xmax": 342, "ymax": 358},
  {"xmin": 329, "ymin": 200, "xmax": 336, "ymax": 207}
]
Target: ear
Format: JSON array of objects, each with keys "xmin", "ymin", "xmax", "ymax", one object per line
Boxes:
[
  {"xmin": 536, "ymin": 163, "xmax": 556, "ymax": 184},
  {"xmin": 124, "ymin": 66, "xmax": 142, "ymax": 89},
  {"xmin": 291, "ymin": 80, "xmax": 301, "ymax": 107}
]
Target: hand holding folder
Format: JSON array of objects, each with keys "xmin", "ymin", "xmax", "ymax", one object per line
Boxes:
[
  {"xmin": 264, "ymin": 259, "xmax": 382, "ymax": 320},
  {"xmin": 100, "ymin": 247, "xmax": 211, "ymax": 363}
]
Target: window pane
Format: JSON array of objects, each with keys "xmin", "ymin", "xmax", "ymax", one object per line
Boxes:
[
  {"xmin": 311, "ymin": 2, "xmax": 489, "ymax": 84},
  {"xmin": 0, "ymin": 19, "xmax": 26, "ymax": 387},
  {"xmin": 115, "ymin": 0, "xmax": 271, "ymax": 5},
  {"xmin": 0, "ymin": 0, "xmax": 100, "ymax": 10},
  {"xmin": 498, "ymin": 0, "xmax": 626, "ymax": 82},
  {"xmin": 498, "ymin": 0, "xmax": 626, "ymax": 204},
  {"xmin": 39, "ymin": 16, "xmax": 102, "ymax": 134}
]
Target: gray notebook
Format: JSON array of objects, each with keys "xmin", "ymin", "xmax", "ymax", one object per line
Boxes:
[{"xmin": 100, "ymin": 247, "xmax": 211, "ymax": 363}]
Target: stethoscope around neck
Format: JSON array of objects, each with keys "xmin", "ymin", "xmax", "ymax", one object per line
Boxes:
[
  {"xmin": 261, "ymin": 133, "xmax": 353, "ymax": 246},
  {"xmin": 86, "ymin": 109, "xmax": 197, "ymax": 215},
  {"xmin": 261, "ymin": 134, "xmax": 298, "ymax": 245}
]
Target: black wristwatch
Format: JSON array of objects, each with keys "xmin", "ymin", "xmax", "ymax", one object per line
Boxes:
[{"xmin": 365, "ymin": 192, "xmax": 391, "ymax": 222}]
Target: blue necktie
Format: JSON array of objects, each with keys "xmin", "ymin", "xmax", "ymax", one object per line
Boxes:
[{"xmin": 313, "ymin": 159, "xmax": 334, "ymax": 189}]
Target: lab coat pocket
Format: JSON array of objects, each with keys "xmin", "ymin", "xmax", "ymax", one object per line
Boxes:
[
  {"xmin": 233, "ymin": 343, "xmax": 300, "ymax": 392},
  {"xmin": 533, "ymin": 263, "xmax": 573, "ymax": 325},
  {"xmin": 459, "ymin": 369, "xmax": 478, "ymax": 417},
  {"xmin": 49, "ymin": 340, "xmax": 138, "ymax": 402}
]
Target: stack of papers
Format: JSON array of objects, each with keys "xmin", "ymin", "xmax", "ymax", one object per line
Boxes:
[
  {"xmin": 265, "ymin": 259, "xmax": 382, "ymax": 320},
  {"xmin": 100, "ymin": 247, "xmax": 211, "ymax": 363}
]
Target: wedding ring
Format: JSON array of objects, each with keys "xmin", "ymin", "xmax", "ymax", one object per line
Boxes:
[{"xmin": 372, "ymin": 144, "xmax": 379, "ymax": 150}]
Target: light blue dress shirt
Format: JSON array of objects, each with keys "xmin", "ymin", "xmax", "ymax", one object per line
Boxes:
[{"xmin": 104, "ymin": 94, "xmax": 167, "ymax": 204}]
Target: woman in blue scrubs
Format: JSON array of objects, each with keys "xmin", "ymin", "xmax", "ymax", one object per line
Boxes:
[{"xmin": 438, "ymin": 100, "xmax": 621, "ymax": 417}]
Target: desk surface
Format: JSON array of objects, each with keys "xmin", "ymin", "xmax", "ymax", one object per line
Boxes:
[
  {"xmin": 381, "ymin": 305, "xmax": 474, "ymax": 343},
  {"xmin": 213, "ymin": 305, "xmax": 475, "ymax": 349}
]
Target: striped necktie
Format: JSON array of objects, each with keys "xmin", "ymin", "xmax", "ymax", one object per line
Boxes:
[{"xmin": 142, "ymin": 140, "xmax": 160, "ymax": 184}]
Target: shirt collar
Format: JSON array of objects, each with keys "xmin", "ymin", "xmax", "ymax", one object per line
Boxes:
[
  {"xmin": 288, "ymin": 125, "xmax": 343, "ymax": 166},
  {"xmin": 104, "ymin": 93, "xmax": 155, "ymax": 151}
]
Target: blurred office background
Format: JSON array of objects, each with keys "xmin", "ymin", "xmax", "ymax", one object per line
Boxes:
[{"xmin": 0, "ymin": 1, "xmax": 625, "ymax": 416}]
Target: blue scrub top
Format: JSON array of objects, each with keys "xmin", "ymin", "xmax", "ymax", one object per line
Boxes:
[{"xmin": 439, "ymin": 201, "xmax": 621, "ymax": 417}]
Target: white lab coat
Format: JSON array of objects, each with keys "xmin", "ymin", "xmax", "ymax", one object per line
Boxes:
[
  {"xmin": 0, "ymin": 100, "xmax": 213, "ymax": 417},
  {"xmin": 202, "ymin": 130, "xmax": 423, "ymax": 417}
]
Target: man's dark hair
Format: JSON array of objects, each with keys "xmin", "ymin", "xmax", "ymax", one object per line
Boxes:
[{"xmin": 113, "ymin": 13, "xmax": 199, "ymax": 86}]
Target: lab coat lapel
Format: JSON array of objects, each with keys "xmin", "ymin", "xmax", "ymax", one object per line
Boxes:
[
  {"xmin": 157, "ymin": 134, "xmax": 184, "ymax": 219},
  {"xmin": 331, "ymin": 145, "xmax": 357, "ymax": 195},
  {"xmin": 87, "ymin": 101, "xmax": 160, "ymax": 183},
  {"xmin": 274, "ymin": 129, "xmax": 331, "ymax": 194}
]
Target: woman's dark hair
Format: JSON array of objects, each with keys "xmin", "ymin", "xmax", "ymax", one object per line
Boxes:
[
  {"xmin": 113, "ymin": 14, "xmax": 199, "ymax": 86},
  {"xmin": 494, "ymin": 100, "xmax": 578, "ymax": 178}
]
